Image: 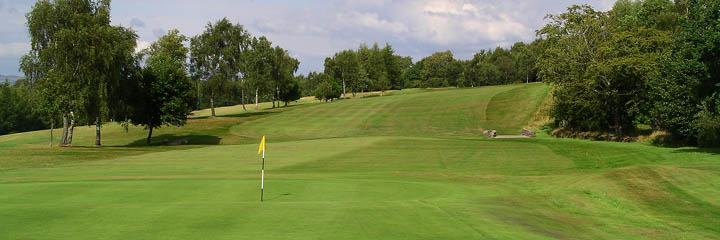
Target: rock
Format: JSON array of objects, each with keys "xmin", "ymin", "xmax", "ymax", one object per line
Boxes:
[
  {"xmin": 522, "ymin": 128, "xmax": 536, "ymax": 137},
  {"xmin": 483, "ymin": 130, "xmax": 497, "ymax": 138}
]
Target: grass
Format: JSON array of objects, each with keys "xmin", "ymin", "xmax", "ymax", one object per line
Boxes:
[{"xmin": 1, "ymin": 83, "xmax": 718, "ymax": 239}]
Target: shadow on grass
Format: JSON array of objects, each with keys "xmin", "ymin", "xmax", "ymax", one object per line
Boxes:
[
  {"xmin": 265, "ymin": 193, "xmax": 291, "ymax": 201},
  {"xmin": 189, "ymin": 107, "xmax": 303, "ymax": 120},
  {"xmin": 126, "ymin": 134, "xmax": 222, "ymax": 147},
  {"xmin": 221, "ymin": 111, "xmax": 276, "ymax": 118},
  {"xmin": 671, "ymin": 147, "xmax": 720, "ymax": 155}
]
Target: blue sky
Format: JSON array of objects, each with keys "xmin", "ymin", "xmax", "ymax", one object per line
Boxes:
[{"xmin": 0, "ymin": 0, "xmax": 615, "ymax": 76}]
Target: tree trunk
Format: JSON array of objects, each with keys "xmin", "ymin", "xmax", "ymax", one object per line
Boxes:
[
  {"xmin": 60, "ymin": 114, "xmax": 68, "ymax": 146},
  {"xmin": 210, "ymin": 96, "xmax": 216, "ymax": 117},
  {"xmin": 196, "ymin": 79, "xmax": 201, "ymax": 110},
  {"xmin": 94, "ymin": 116, "xmax": 101, "ymax": 147},
  {"xmin": 614, "ymin": 106, "xmax": 623, "ymax": 137},
  {"xmin": 49, "ymin": 119, "xmax": 54, "ymax": 147},
  {"xmin": 146, "ymin": 127, "xmax": 153, "ymax": 145},
  {"xmin": 241, "ymin": 86, "xmax": 246, "ymax": 111},
  {"xmin": 526, "ymin": 71, "xmax": 529, "ymax": 84},
  {"xmin": 342, "ymin": 77, "xmax": 346, "ymax": 98},
  {"xmin": 276, "ymin": 85, "xmax": 280, "ymax": 108},
  {"xmin": 67, "ymin": 112, "xmax": 75, "ymax": 146},
  {"xmin": 255, "ymin": 88, "xmax": 259, "ymax": 110}
]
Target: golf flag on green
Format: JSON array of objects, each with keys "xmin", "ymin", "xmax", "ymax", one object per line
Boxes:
[
  {"xmin": 258, "ymin": 136, "xmax": 266, "ymax": 156},
  {"xmin": 258, "ymin": 136, "xmax": 266, "ymax": 202}
]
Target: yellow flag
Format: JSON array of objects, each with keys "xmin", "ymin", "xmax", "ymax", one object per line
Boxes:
[{"xmin": 258, "ymin": 136, "xmax": 266, "ymax": 155}]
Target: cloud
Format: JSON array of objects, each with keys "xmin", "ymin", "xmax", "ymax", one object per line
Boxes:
[
  {"xmin": 135, "ymin": 40, "xmax": 151, "ymax": 53},
  {"xmin": 130, "ymin": 18, "xmax": 145, "ymax": 28},
  {"xmin": 399, "ymin": 1, "xmax": 532, "ymax": 45},
  {"xmin": 337, "ymin": 11, "xmax": 408, "ymax": 34},
  {"xmin": 152, "ymin": 28, "xmax": 167, "ymax": 38},
  {"xmin": 0, "ymin": 42, "xmax": 29, "ymax": 57}
]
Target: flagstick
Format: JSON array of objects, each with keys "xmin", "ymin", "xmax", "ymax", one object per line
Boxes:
[{"xmin": 261, "ymin": 146, "xmax": 265, "ymax": 202}]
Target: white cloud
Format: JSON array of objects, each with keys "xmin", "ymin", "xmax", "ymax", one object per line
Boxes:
[
  {"xmin": 0, "ymin": 42, "xmax": 29, "ymax": 57},
  {"xmin": 337, "ymin": 11, "xmax": 408, "ymax": 34},
  {"xmin": 423, "ymin": 0, "xmax": 470, "ymax": 16},
  {"xmin": 135, "ymin": 40, "xmax": 151, "ymax": 53},
  {"xmin": 342, "ymin": 0, "xmax": 389, "ymax": 9},
  {"xmin": 385, "ymin": 0, "xmax": 532, "ymax": 45}
]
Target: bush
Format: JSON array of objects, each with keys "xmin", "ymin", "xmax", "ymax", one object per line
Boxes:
[{"xmin": 695, "ymin": 109, "xmax": 720, "ymax": 147}]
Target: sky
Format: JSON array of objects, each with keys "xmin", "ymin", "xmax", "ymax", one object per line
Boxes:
[{"xmin": 0, "ymin": 0, "xmax": 616, "ymax": 76}]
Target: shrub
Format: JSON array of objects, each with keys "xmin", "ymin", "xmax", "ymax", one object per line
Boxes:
[{"xmin": 695, "ymin": 109, "xmax": 720, "ymax": 147}]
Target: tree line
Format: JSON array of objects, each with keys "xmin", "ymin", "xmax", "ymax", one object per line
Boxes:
[
  {"xmin": 8, "ymin": 0, "xmax": 302, "ymax": 145},
  {"xmin": 293, "ymin": 40, "xmax": 542, "ymax": 102},
  {"xmin": 537, "ymin": 0, "xmax": 719, "ymax": 146}
]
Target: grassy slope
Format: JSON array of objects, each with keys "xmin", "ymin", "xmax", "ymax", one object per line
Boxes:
[{"xmin": 1, "ymin": 83, "xmax": 718, "ymax": 239}]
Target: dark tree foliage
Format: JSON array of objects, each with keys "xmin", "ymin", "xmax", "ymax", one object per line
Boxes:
[
  {"xmin": 413, "ymin": 44, "xmax": 540, "ymax": 88},
  {"xmin": 537, "ymin": 4, "xmax": 672, "ymax": 135},
  {"xmin": 325, "ymin": 43, "xmax": 410, "ymax": 95},
  {"xmin": 297, "ymin": 72, "xmax": 323, "ymax": 97},
  {"xmin": 270, "ymin": 46, "xmax": 300, "ymax": 108},
  {"xmin": 133, "ymin": 30, "xmax": 195, "ymax": 145},
  {"xmin": 313, "ymin": 73, "xmax": 341, "ymax": 102},
  {"xmin": 651, "ymin": 0, "xmax": 720, "ymax": 146},
  {"xmin": 536, "ymin": 0, "xmax": 719, "ymax": 146},
  {"xmin": 280, "ymin": 80, "xmax": 302, "ymax": 106},
  {"xmin": 0, "ymin": 80, "xmax": 47, "ymax": 135}
]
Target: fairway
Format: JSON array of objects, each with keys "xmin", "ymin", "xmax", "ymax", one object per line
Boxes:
[{"xmin": 1, "ymin": 83, "xmax": 719, "ymax": 239}]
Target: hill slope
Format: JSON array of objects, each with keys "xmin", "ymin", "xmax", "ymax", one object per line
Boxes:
[{"xmin": 232, "ymin": 84, "xmax": 545, "ymax": 141}]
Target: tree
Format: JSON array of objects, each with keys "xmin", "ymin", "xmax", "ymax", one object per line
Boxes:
[
  {"xmin": 356, "ymin": 67, "xmax": 371, "ymax": 93},
  {"xmin": 133, "ymin": 30, "xmax": 195, "ymax": 145},
  {"xmin": 537, "ymin": 4, "xmax": 673, "ymax": 136},
  {"xmin": 651, "ymin": 0, "xmax": 720, "ymax": 145},
  {"xmin": 325, "ymin": 50, "xmax": 359, "ymax": 98},
  {"xmin": 0, "ymin": 80, "xmax": 47, "ymax": 135},
  {"xmin": 270, "ymin": 46, "xmax": 300, "ymax": 107},
  {"xmin": 190, "ymin": 18, "xmax": 250, "ymax": 117},
  {"xmin": 377, "ymin": 73, "xmax": 391, "ymax": 95},
  {"xmin": 397, "ymin": 56, "xmax": 414, "ymax": 89},
  {"xmin": 420, "ymin": 51, "xmax": 458, "ymax": 87},
  {"xmin": 489, "ymin": 47, "xmax": 517, "ymax": 84},
  {"xmin": 298, "ymin": 71, "xmax": 321, "ymax": 97},
  {"xmin": 246, "ymin": 36, "xmax": 274, "ymax": 109},
  {"xmin": 537, "ymin": 5, "xmax": 614, "ymax": 132},
  {"xmin": 280, "ymin": 79, "xmax": 302, "ymax": 106},
  {"xmin": 381, "ymin": 44, "xmax": 403, "ymax": 90},
  {"xmin": 22, "ymin": 0, "xmax": 138, "ymax": 147},
  {"xmin": 478, "ymin": 61, "xmax": 501, "ymax": 86},
  {"xmin": 313, "ymin": 73, "xmax": 341, "ymax": 102},
  {"xmin": 511, "ymin": 42, "xmax": 535, "ymax": 83}
]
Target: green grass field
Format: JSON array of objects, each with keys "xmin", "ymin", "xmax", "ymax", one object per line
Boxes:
[{"xmin": 1, "ymin": 83, "xmax": 719, "ymax": 239}]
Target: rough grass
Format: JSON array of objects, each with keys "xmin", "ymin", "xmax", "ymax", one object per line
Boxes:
[{"xmin": 1, "ymin": 83, "xmax": 719, "ymax": 239}]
